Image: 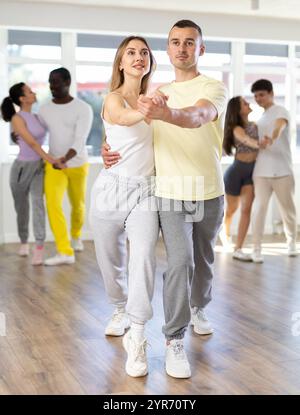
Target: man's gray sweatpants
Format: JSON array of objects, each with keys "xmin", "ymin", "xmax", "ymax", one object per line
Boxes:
[
  {"xmin": 10, "ymin": 159, "xmax": 46, "ymax": 244},
  {"xmin": 158, "ymin": 196, "xmax": 224, "ymax": 340},
  {"xmin": 89, "ymin": 171, "xmax": 159, "ymax": 324}
]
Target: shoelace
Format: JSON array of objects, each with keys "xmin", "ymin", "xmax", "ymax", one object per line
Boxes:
[
  {"xmin": 110, "ymin": 311, "xmax": 126, "ymax": 324},
  {"xmin": 170, "ymin": 341, "xmax": 186, "ymax": 360},
  {"xmin": 133, "ymin": 339, "xmax": 147, "ymax": 362},
  {"xmin": 197, "ymin": 310, "xmax": 208, "ymax": 322}
]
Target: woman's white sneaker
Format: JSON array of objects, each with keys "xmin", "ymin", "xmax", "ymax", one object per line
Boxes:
[
  {"xmin": 165, "ymin": 339, "xmax": 191, "ymax": 378},
  {"xmin": 122, "ymin": 330, "xmax": 148, "ymax": 377},
  {"xmin": 232, "ymin": 249, "xmax": 253, "ymax": 262},
  {"xmin": 191, "ymin": 308, "xmax": 214, "ymax": 335},
  {"xmin": 105, "ymin": 309, "xmax": 130, "ymax": 336},
  {"xmin": 219, "ymin": 228, "xmax": 233, "ymax": 252}
]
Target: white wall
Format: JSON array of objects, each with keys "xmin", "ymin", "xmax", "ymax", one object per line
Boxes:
[
  {"xmin": 0, "ymin": 0, "xmax": 300, "ymax": 244},
  {"xmin": 1, "ymin": 1, "xmax": 300, "ymax": 42},
  {"xmin": 0, "ymin": 163, "xmax": 4, "ymax": 244},
  {"xmin": 1, "ymin": 159, "xmax": 299, "ymax": 244}
]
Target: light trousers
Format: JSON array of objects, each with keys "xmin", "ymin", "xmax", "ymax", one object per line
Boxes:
[
  {"xmin": 89, "ymin": 172, "xmax": 159, "ymax": 324},
  {"xmin": 252, "ymin": 175, "xmax": 297, "ymax": 248}
]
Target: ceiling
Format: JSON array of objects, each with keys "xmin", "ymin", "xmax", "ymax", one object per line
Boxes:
[{"xmin": 11, "ymin": 0, "xmax": 300, "ymax": 20}]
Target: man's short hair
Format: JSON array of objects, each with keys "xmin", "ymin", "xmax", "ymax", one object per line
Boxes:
[
  {"xmin": 171, "ymin": 20, "xmax": 202, "ymax": 37},
  {"xmin": 251, "ymin": 79, "xmax": 273, "ymax": 93},
  {"xmin": 50, "ymin": 67, "xmax": 71, "ymax": 82}
]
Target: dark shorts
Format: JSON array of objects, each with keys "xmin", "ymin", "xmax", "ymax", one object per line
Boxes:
[{"xmin": 224, "ymin": 159, "xmax": 255, "ymax": 196}]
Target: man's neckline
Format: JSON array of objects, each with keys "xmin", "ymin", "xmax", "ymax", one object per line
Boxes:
[{"xmin": 52, "ymin": 97, "xmax": 74, "ymax": 105}]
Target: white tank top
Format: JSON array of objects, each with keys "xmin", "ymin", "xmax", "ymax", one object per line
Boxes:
[{"xmin": 102, "ymin": 95, "xmax": 155, "ymax": 177}]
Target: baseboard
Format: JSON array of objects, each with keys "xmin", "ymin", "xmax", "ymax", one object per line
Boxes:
[{"xmin": 2, "ymin": 230, "xmax": 94, "ymax": 244}]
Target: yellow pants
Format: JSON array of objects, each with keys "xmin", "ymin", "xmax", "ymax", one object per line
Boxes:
[{"xmin": 45, "ymin": 162, "xmax": 89, "ymax": 256}]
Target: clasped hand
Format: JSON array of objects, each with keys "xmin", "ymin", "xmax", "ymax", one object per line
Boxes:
[
  {"xmin": 52, "ymin": 157, "xmax": 67, "ymax": 170},
  {"xmin": 101, "ymin": 93, "xmax": 169, "ymax": 169},
  {"xmin": 137, "ymin": 93, "xmax": 169, "ymax": 120},
  {"xmin": 259, "ymin": 135, "xmax": 272, "ymax": 149}
]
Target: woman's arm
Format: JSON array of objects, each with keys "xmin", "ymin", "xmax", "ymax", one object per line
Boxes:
[
  {"xmin": 103, "ymin": 93, "xmax": 145, "ymax": 126},
  {"xmin": 233, "ymin": 126, "xmax": 259, "ymax": 149},
  {"xmin": 11, "ymin": 114, "xmax": 56, "ymax": 164}
]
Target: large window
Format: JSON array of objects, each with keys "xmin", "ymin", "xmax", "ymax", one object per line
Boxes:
[
  {"xmin": 8, "ymin": 63, "xmax": 59, "ymax": 108},
  {"xmin": 7, "ymin": 30, "xmax": 62, "ymax": 151},
  {"xmin": 244, "ymin": 73, "xmax": 286, "ymax": 122},
  {"xmin": 2, "ymin": 30, "xmax": 299, "ymax": 159},
  {"xmin": 296, "ymin": 46, "xmax": 300, "ymax": 149},
  {"xmin": 75, "ymin": 35, "xmax": 232, "ymax": 154},
  {"xmin": 76, "ymin": 65, "xmax": 109, "ymax": 156},
  {"xmin": 243, "ymin": 42, "xmax": 288, "ymax": 123},
  {"xmin": 8, "ymin": 30, "xmax": 62, "ymax": 108}
]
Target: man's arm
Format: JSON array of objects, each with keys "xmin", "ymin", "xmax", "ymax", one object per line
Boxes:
[
  {"xmin": 101, "ymin": 142, "xmax": 121, "ymax": 168},
  {"xmin": 66, "ymin": 104, "xmax": 93, "ymax": 163},
  {"xmin": 270, "ymin": 118, "xmax": 287, "ymax": 144},
  {"xmin": 137, "ymin": 96, "xmax": 218, "ymax": 128}
]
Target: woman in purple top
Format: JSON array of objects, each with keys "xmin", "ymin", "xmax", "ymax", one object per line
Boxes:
[{"xmin": 1, "ymin": 82, "xmax": 63, "ymax": 265}]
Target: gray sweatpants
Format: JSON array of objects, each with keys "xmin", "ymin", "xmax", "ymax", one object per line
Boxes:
[
  {"xmin": 89, "ymin": 171, "xmax": 159, "ymax": 324},
  {"xmin": 10, "ymin": 159, "xmax": 46, "ymax": 244},
  {"xmin": 158, "ymin": 196, "xmax": 224, "ymax": 340}
]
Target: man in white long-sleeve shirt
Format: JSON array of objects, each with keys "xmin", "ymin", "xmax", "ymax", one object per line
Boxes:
[{"xmin": 39, "ymin": 67, "xmax": 93, "ymax": 266}]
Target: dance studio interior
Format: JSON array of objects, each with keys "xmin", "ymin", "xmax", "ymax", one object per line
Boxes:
[{"xmin": 0, "ymin": 0, "xmax": 300, "ymax": 398}]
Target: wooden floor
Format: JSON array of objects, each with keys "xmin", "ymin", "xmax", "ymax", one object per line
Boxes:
[{"xmin": 0, "ymin": 235, "xmax": 300, "ymax": 395}]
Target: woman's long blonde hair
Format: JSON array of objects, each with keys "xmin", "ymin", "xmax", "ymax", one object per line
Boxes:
[{"xmin": 109, "ymin": 36, "xmax": 156, "ymax": 94}]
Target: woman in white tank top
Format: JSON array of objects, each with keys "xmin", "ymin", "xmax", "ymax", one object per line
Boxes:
[{"xmin": 89, "ymin": 36, "xmax": 160, "ymax": 378}]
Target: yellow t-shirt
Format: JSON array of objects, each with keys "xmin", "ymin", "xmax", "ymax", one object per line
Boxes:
[{"xmin": 153, "ymin": 74, "xmax": 228, "ymax": 201}]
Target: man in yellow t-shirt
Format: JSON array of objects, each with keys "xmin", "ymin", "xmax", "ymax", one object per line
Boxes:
[{"xmin": 103, "ymin": 20, "xmax": 228, "ymax": 379}]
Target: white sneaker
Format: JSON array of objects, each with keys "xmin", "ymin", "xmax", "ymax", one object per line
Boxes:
[
  {"xmin": 105, "ymin": 309, "xmax": 130, "ymax": 336},
  {"xmin": 18, "ymin": 243, "xmax": 29, "ymax": 257},
  {"xmin": 251, "ymin": 249, "xmax": 264, "ymax": 263},
  {"xmin": 72, "ymin": 238, "xmax": 84, "ymax": 252},
  {"xmin": 219, "ymin": 227, "xmax": 233, "ymax": 252},
  {"xmin": 44, "ymin": 254, "xmax": 75, "ymax": 266},
  {"xmin": 287, "ymin": 241, "xmax": 298, "ymax": 257},
  {"xmin": 232, "ymin": 249, "xmax": 253, "ymax": 262},
  {"xmin": 122, "ymin": 329, "xmax": 148, "ymax": 377},
  {"xmin": 165, "ymin": 339, "xmax": 191, "ymax": 379},
  {"xmin": 191, "ymin": 308, "xmax": 214, "ymax": 335}
]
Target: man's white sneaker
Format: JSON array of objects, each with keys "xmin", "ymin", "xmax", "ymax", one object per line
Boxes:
[
  {"xmin": 105, "ymin": 309, "xmax": 130, "ymax": 336},
  {"xmin": 44, "ymin": 254, "xmax": 75, "ymax": 266},
  {"xmin": 287, "ymin": 241, "xmax": 298, "ymax": 257},
  {"xmin": 122, "ymin": 330, "xmax": 148, "ymax": 377},
  {"xmin": 232, "ymin": 249, "xmax": 253, "ymax": 262},
  {"xmin": 72, "ymin": 238, "xmax": 84, "ymax": 252},
  {"xmin": 251, "ymin": 249, "xmax": 264, "ymax": 263},
  {"xmin": 191, "ymin": 308, "xmax": 214, "ymax": 335},
  {"xmin": 165, "ymin": 339, "xmax": 191, "ymax": 379}
]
